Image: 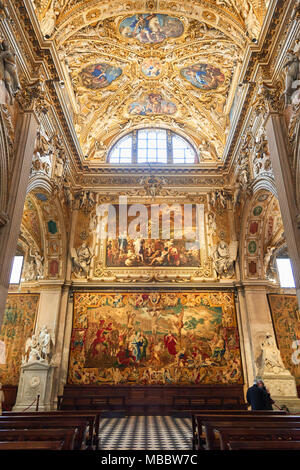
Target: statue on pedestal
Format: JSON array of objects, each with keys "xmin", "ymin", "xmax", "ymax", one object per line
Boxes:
[
  {"xmin": 22, "ymin": 326, "xmax": 54, "ymax": 365},
  {"xmin": 212, "ymin": 240, "xmax": 236, "ymax": 279}
]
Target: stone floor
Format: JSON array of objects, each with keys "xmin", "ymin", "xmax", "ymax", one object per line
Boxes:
[{"xmin": 99, "ymin": 415, "xmax": 193, "ymax": 450}]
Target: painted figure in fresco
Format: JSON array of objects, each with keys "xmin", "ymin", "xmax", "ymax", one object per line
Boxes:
[
  {"xmin": 164, "ymin": 332, "xmax": 177, "ymax": 356},
  {"xmin": 81, "ymin": 63, "xmax": 122, "ymax": 89},
  {"xmin": 180, "ymin": 64, "xmax": 225, "ymax": 91},
  {"xmin": 119, "ymin": 14, "xmax": 184, "ymax": 44},
  {"xmin": 210, "ymin": 333, "xmax": 226, "ymax": 362},
  {"xmin": 128, "ymin": 93, "xmax": 176, "ymax": 116}
]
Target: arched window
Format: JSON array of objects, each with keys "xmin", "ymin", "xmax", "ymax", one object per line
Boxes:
[{"xmin": 108, "ymin": 128, "xmax": 198, "ymax": 164}]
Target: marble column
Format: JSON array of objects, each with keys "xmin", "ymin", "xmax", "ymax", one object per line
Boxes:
[
  {"xmin": 265, "ymin": 112, "xmax": 300, "ymax": 307},
  {"xmin": 0, "ymin": 110, "xmax": 38, "ymax": 326}
]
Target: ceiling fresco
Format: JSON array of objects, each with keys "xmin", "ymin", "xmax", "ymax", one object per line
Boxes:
[{"xmin": 31, "ymin": 1, "xmax": 270, "ymax": 164}]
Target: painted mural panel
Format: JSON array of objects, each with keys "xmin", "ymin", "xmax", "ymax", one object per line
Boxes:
[
  {"xmin": 0, "ymin": 294, "xmax": 38, "ymax": 385},
  {"xmin": 105, "ymin": 204, "xmax": 200, "ymax": 268},
  {"xmin": 268, "ymin": 294, "xmax": 300, "ymax": 385},
  {"xmin": 68, "ymin": 292, "xmax": 243, "ymax": 386},
  {"xmin": 119, "ymin": 14, "xmax": 184, "ymax": 44},
  {"xmin": 80, "ymin": 63, "xmax": 122, "ymax": 89},
  {"xmin": 128, "ymin": 93, "xmax": 176, "ymax": 116},
  {"xmin": 180, "ymin": 64, "xmax": 225, "ymax": 90}
]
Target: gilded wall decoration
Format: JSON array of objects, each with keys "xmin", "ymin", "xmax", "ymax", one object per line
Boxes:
[
  {"xmin": 118, "ymin": 14, "xmax": 184, "ymax": 44},
  {"xmin": 180, "ymin": 64, "xmax": 225, "ymax": 90},
  {"xmin": 68, "ymin": 291, "xmax": 243, "ymax": 385},
  {"xmin": 268, "ymin": 294, "xmax": 300, "ymax": 386},
  {"xmin": 0, "ymin": 294, "xmax": 38, "ymax": 385},
  {"xmin": 80, "ymin": 63, "xmax": 123, "ymax": 89}
]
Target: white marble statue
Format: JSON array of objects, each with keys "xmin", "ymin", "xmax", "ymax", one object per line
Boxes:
[
  {"xmin": 72, "ymin": 242, "xmax": 93, "ymax": 278},
  {"xmin": 38, "ymin": 325, "xmax": 53, "ymax": 363},
  {"xmin": 0, "ymin": 39, "xmax": 21, "ymax": 104},
  {"xmin": 24, "ymin": 333, "xmax": 42, "ymax": 363},
  {"xmin": 212, "ymin": 240, "xmax": 235, "ymax": 278},
  {"xmin": 23, "ymin": 326, "xmax": 53, "ymax": 365},
  {"xmin": 30, "ymin": 249, "xmax": 44, "ymax": 278},
  {"xmin": 259, "ymin": 333, "xmax": 287, "ymax": 375}
]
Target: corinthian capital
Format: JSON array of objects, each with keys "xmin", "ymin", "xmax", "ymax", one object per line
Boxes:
[
  {"xmin": 17, "ymin": 79, "xmax": 48, "ymax": 114},
  {"xmin": 255, "ymin": 81, "xmax": 285, "ymax": 116}
]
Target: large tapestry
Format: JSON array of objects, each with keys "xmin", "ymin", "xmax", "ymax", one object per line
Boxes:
[
  {"xmin": 268, "ymin": 294, "xmax": 300, "ymax": 385},
  {"xmin": 68, "ymin": 292, "xmax": 243, "ymax": 385},
  {"xmin": 0, "ymin": 294, "xmax": 39, "ymax": 385}
]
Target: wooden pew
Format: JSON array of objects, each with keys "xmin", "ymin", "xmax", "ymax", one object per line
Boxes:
[
  {"xmin": 0, "ymin": 441, "xmax": 65, "ymax": 450},
  {"xmin": 191, "ymin": 410, "xmax": 286, "ymax": 450},
  {"xmin": 0, "ymin": 428, "xmax": 77, "ymax": 450},
  {"xmin": 2, "ymin": 410, "xmax": 100, "ymax": 450},
  {"xmin": 198, "ymin": 415, "xmax": 300, "ymax": 450},
  {"xmin": 0, "ymin": 415, "xmax": 91, "ymax": 450},
  {"xmin": 216, "ymin": 426, "xmax": 300, "ymax": 450},
  {"xmin": 228, "ymin": 440, "xmax": 300, "ymax": 450},
  {"xmin": 173, "ymin": 395, "xmax": 247, "ymax": 410}
]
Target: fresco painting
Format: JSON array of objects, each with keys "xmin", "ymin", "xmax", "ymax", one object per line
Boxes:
[
  {"xmin": 180, "ymin": 64, "xmax": 225, "ymax": 90},
  {"xmin": 119, "ymin": 14, "xmax": 184, "ymax": 44},
  {"xmin": 268, "ymin": 294, "xmax": 300, "ymax": 385},
  {"xmin": 128, "ymin": 93, "xmax": 177, "ymax": 116},
  {"xmin": 81, "ymin": 63, "xmax": 122, "ymax": 89},
  {"xmin": 105, "ymin": 204, "xmax": 200, "ymax": 268},
  {"xmin": 68, "ymin": 292, "xmax": 243, "ymax": 386},
  {"xmin": 0, "ymin": 294, "xmax": 39, "ymax": 385},
  {"xmin": 141, "ymin": 58, "xmax": 163, "ymax": 78}
]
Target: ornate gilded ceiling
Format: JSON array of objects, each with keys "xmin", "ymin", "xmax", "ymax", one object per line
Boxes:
[{"xmin": 31, "ymin": 1, "xmax": 270, "ymax": 164}]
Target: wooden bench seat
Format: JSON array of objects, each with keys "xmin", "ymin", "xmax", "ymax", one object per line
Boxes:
[
  {"xmin": 0, "ymin": 415, "xmax": 91, "ymax": 450},
  {"xmin": 0, "ymin": 441, "xmax": 66, "ymax": 450},
  {"xmin": 191, "ymin": 410, "xmax": 287, "ymax": 450},
  {"xmin": 0, "ymin": 428, "xmax": 77, "ymax": 450},
  {"xmin": 198, "ymin": 415, "xmax": 300, "ymax": 450},
  {"xmin": 228, "ymin": 440, "xmax": 300, "ymax": 450},
  {"xmin": 215, "ymin": 426, "xmax": 300, "ymax": 450},
  {"xmin": 2, "ymin": 410, "xmax": 100, "ymax": 450}
]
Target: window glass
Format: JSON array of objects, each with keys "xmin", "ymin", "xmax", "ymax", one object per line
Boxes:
[
  {"xmin": 276, "ymin": 258, "xmax": 296, "ymax": 288},
  {"xmin": 10, "ymin": 255, "xmax": 24, "ymax": 284}
]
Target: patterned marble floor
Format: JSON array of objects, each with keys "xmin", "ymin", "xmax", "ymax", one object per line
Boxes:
[{"xmin": 99, "ymin": 415, "xmax": 193, "ymax": 450}]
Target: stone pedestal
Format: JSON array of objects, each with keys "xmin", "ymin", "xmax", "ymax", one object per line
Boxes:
[
  {"xmin": 13, "ymin": 361, "xmax": 56, "ymax": 412},
  {"xmin": 261, "ymin": 371, "xmax": 300, "ymax": 413}
]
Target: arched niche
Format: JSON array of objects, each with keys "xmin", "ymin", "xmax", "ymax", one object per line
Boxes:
[
  {"xmin": 239, "ymin": 188, "xmax": 284, "ymax": 282},
  {"xmin": 18, "ymin": 186, "xmax": 67, "ymax": 283}
]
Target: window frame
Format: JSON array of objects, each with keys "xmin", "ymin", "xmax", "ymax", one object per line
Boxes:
[{"xmin": 107, "ymin": 128, "xmax": 198, "ymax": 165}]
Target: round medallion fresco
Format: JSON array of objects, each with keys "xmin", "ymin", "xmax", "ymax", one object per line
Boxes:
[
  {"xmin": 141, "ymin": 58, "xmax": 162, "ymax": 78},
  {"xmin": 119, "ymin": 14, "xmax": 184, "ymax": 44},
  {"xmin": 180, "ymin": 64, "xmax": 225, "ymax": 90},
  {"xmin": 248, "ymin": 241, "xmax": 257, "ymax": 254}
]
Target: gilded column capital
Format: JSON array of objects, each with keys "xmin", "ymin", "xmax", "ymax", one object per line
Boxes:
[
  {"xmin": 253, "ymin": 81, "xmax": 285, "ymax": 117},
  {"xmin": 17, "ymin": 79, "xmax": 48, "ymax": 115}
]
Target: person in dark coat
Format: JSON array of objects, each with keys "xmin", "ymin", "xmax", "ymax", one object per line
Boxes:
[
  {"xmin": 258, "ymin": 380, "xmax": 275, "ymax": 410},
  {"xmin": 246, "ymin": 380, "xmax": 270, "ymax": 410}
]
